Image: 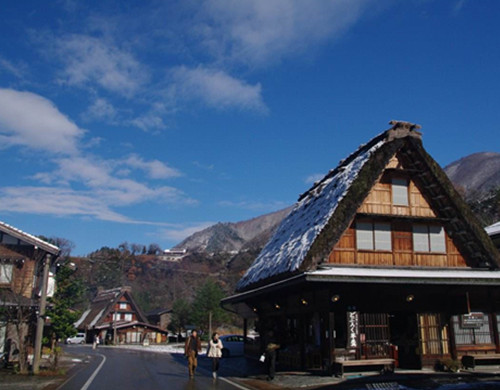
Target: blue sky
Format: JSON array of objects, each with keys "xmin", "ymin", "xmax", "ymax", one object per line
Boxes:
[{"xmin": 0, "ymin": 0, "xmax": 499, "ymax": 255}]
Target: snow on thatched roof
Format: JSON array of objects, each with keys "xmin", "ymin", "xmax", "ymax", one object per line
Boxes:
[
  {"xmin": 236, "ymin": 121, "xmax": 500, "ymax": 292},
  {"xmin": 236, "ymin": 129, "xmax": 388, "ymax": 291}
]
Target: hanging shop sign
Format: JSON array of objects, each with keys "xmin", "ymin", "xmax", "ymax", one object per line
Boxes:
[{"xmin": 461, "ymin": 312, "xmax": 485, "ymax": 329}]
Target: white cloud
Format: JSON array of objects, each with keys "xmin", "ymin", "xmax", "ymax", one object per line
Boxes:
[
  {"xmin": 158, "ymin": 222, "xmax": 215, "ymax": 242},
  {"xmin": 0, "ymin": 88, "xmax": 83, "ymax": 154},
  {"xmin": 305, "ymin": 173, "xmax": 325, "ymax": 185},
  {"xmin": 171, "ymin": 66, "xmax": 267, "ymax": 112},
  {"xmin": 128, "ymin": 113, "xmax": 166, "ymax": 131},
  {"xmin": 0, "ymin": 186, "xmax": 133, "ymax": 223},
  {"xmin": 452, "ymin": 0, "xmax": 467, "ymax": 15},
  {"xmin": 53, "ymin": 34, "xmax": 146, "ymax": 95},
  {"xmin": 196, "ymin": 0, "xmax": 370, "ymax": 66},
  {"xmin": 38, "ymin": 156, "xmax": 190, "ymax": 207},
  {"xmin": 218, "ymin": 199, "xmax": 289, "ymax": 211},
  {"xmin": 123, "ymin": 154, "xmax": 182, "ymax": 179},
  {"xmin": 0, "ymin": 57, "xmax": 26, "ymax": 79},
  {"xmin": 85, "ymin": 97, "xmax": 117, "ymax": 120}
]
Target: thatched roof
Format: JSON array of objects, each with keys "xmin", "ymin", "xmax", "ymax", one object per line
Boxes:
[
  {"xmin": 75, "ymin": 287, "xmax": 148, "ymax": 330},
  {"xmin": 236, "ymin": 121, "xmax": 500, "ymax": 292}
]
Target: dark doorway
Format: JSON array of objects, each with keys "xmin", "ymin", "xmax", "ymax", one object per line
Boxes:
[{"xmin": 390, "ymin": 312, "xmax": 421, "ymax": 369}]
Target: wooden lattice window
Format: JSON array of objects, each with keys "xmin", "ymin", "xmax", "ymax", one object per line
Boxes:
[
  {"xmin": 418, "ymin": 313, "xmax": 449, "ymax": 356},
  {"xmin": 359, "ymin": 313, "xmax": 391, "ymax": 358}
]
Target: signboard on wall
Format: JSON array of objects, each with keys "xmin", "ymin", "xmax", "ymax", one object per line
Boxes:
[
  {"xmin": 347, "ymin": 311, "xmax": 360, "ymax": 350},
  {"xmin": 461, "ymin": 312, "xmax": 485, "ymax": 329}
]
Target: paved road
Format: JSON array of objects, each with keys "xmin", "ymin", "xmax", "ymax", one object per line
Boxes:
[{"xmin": 59, "ymin": 345, "xmax": 249, "ymax": 390}]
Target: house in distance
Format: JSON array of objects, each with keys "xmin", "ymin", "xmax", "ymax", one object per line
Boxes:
[
  {"xmin": 222, "ymin": 121, "xmax": 500, "ymax": 374},
  {"xmin": 75, "ymin": 286, "xmax": 168, "ymax": 345}
]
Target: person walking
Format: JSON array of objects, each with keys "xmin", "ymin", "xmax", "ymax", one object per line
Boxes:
[
  {"xmin": 207, "ymin": 332, "xmax": 223, "ymax": 379},
  {"xmin": 265, "ymin": 331, "xmax": 280, "ymax": 381},
  {"xmin": 184, "ymin": 330, "xmax": 201, "ymax": 378}
]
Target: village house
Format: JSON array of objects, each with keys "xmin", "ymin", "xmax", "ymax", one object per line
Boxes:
[
  {"xmin": 222, "ymin": 121, "xmax": 500, "ymax": 375},
  {"xmin": 146, "ymin": 308, "xmax": 172, "ymax": 331},
  {"xmin": 0, "ymin": 220, "xmax": 60, "ymax": 367},
  {"xmin": 75, "ymin": 286, "xmax": 168, "ymax": 345}
]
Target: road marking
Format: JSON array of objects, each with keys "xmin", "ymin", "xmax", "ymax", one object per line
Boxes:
[
  {"xmin": 219, "ymin": 376, "xmax": 252, "ymax": 390},
  {"xmin": 196, "ymin": 361, "xmax": 251, "ymax": 390},
  {"xmin": 80, "ymin": 353, "xmax": 106, "ymax": 390}
]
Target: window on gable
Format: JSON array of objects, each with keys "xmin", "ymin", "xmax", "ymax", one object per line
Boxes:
[
  {"xmin": 356, "ymin": 221, "xmax": 392, "ymax": 251},
  {"xmin": 413, "ymin": 224, "xmax": 446, "ymax": 253},
  {"xmin": 124, "ymin": 313, "xmax": 132, "ymax": 321},
  {"xmin": 0, "ymin": 263, "xmax": 13, "ymax": 284},
  {"xmin": 119, "ymin": 303, "xmax": 127, "ymax": 309},
  {"xmin": 392, "ymin": 178, "xmax": 409, "ymax": 206}
]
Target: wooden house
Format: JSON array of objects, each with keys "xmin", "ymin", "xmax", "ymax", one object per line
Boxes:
[
  {"xmin": 146, "ymin": 308, "xmax": 172, "ymax": 331},
  {"xmin": 222, "ymin": 121, "xmax": 500, "ymax": 373},
  {"xmin": 75, "ymin": 286, "xmax": 168, "ymax": 344},
  {"xmin": 0, "ymin": 220, "xmax": 60, "ymax": 363}
]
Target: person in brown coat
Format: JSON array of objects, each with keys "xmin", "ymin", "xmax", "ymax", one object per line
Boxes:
[{"xmin": 184, "ymin": 330, "xmax": 202, "ymax": 378}]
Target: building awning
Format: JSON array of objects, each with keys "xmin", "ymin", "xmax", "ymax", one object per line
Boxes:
[
  {"xmin": 222, "ymin": 266, "xmax": 500, "ymax": 315},
  {"xmin": 306, "ymin": 265, "xmax": 500, "ymax": 285}
]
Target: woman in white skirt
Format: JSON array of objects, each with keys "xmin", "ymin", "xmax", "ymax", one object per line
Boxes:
[{"xmin": 207, "ymin": 332, "xmax": 223, "ymax": 379}]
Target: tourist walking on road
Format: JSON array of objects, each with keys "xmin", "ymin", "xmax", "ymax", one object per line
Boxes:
[
  {"xmin": 207, "ymin": 332, "xmax": 223, "ymax": 379},
  {"xmin": 265, "ymin": 331, "xmax": 280, "ymax": 381},
  {"xmin": 184, "ymin": 330, "xmax": 202, "ymax": 378}
]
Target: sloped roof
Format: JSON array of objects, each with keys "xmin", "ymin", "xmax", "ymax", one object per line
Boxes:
[
  {"xmin": 0, "ymin": 220, "xmax": 60, "ymax": 256},
  {"xmin": 236, "ymin": 121, "xmax": 500, "ymax": 292},
  {"xmin": 76, "ymin": 287, "xmax": 148, "ymax": 330}
]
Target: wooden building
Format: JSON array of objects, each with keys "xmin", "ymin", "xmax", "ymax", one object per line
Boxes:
[
  {"xmin": 75, "ymin": 286, "xmax": 168, "ymax": 344},
  {"xmin": 146, "ymin": 308, "xmax": 172, "ymax": 331},
  {"xmin": 0, "ymin": 220, "xmax": 60, "ymax": 364},
  {"xmin": 222, "ymin": 122, "xmax": 500, "ymax": 373}
]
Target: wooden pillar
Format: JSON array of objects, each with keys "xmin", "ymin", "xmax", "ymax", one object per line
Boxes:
[
  {"xmin": 33, "ymin": 254, "xmax": 51, "ymax": 374},
  {"xmin": 327, "ymin": 312, "xmax": 335, "ymax": 376}
]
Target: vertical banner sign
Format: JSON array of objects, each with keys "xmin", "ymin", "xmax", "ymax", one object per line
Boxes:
[{"xmin": 347, "ymin": 311, "xmax": 359, "ymax": 351}]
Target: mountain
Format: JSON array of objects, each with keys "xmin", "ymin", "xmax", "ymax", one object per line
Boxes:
[
  {"xmin": 174, "ymin": 207, "xmax": 293, "ymax": 253},
  {"xmin": 444, "ymin": 152, "xmax": 500, "ymax": 196},
  {"xmin": 174, "ymin": 152, "xmax": 500, "ymax": 256}
]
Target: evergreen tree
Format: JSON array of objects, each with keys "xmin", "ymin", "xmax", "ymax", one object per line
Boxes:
[
  {"xmin": 47, "ymin": 264, "xmax": 84, "ymax": 346},
  {"xmin": 191, "ymin": 279, "xmax": 229, "ymax": 333},
  {"xmin": 169, "ymin": 298, "xmax": 192, "ymax": 338}
]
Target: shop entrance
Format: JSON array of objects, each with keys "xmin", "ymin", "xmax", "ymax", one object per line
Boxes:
[{"xmin": 390, "ymin": 312, "xmax": 421, "ymax": 369}]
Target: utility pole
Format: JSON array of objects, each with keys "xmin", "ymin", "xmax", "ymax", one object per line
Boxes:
[
  {"xmin": 33, "ymin": 254, "xmax": 51, "ymax": 374},
  {"xmin": 113, "ymin": 308, "xmax": 117, "ymax": 345},
  {"xmin": 208, "ymin": 311, "xmax": 212, "ymax": 340}
]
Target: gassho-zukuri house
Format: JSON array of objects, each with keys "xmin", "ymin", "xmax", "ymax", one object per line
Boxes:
[{"xmin": 221, "ymin": 121, "xmax": 500, "ymax": 373}]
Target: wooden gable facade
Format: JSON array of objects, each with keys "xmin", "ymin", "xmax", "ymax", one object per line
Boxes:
[
  {"xmin": 222, "ymin": 122, "xmax": 500, "ymax": 374},
  {"xmin": 75, "ymin": 287, "xmax": 168, "ymax": 345},
  {"xmin": 329, "ymin": 153, "xmax": 467, "ymax": 268}
]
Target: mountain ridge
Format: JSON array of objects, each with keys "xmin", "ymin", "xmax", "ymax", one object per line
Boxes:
[{"xmin": 175, "ymin": 152, "xmax": 500, "ymax": 255}]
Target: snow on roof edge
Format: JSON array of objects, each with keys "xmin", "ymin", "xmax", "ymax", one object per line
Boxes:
[
  {"xmin": 0, "ymin": 220, "xmax": 60, "ymax": 254},
  {"xmin": 237, "ymin": 136, "xmax": 386, "ymax": 291},
  {"xmin": 485, "ymin": 221, "xmax": 500, "ymax": 236}
]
